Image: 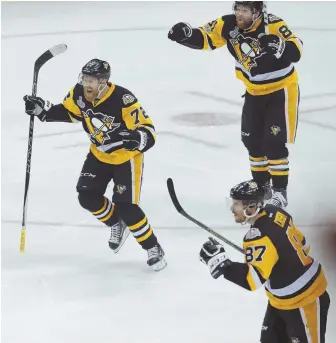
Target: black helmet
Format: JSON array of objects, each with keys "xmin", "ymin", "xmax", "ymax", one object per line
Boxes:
[
  {"xmin": 230, "ymin": 180, "xmax": 264, "ymax": 206},
  {"xmin": 233, "ymin": 1, "xmax": 264, "ymax": 12},
  {"xmin": 81, "ymin": 59, "xmax": 111, "ymax": 81}
]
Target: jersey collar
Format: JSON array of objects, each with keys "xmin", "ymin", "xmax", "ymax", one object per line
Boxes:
[
  {"xmin": 93, "ymin": 82, "xmax": 115, "ymax": 107},
  {"xmin": 243, "ymin": 16, "xmax": 263, "ymax": 33}
]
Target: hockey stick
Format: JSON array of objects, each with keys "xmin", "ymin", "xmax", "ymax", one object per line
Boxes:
[
  {"xmin": 20, "ymin": 44, "xmax": 67, "ymax": 253},
  {"xmin": 166, "ymin": 178, "xmax": 244, "ymax": 254},
  {"xmin": 262, "ymin": 1, "xmax": 269, "ymax": 34}
]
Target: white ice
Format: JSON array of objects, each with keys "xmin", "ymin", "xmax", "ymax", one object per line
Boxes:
[{"xmin": 2, "ymin": 2, "xmax": 336, "ymax": 343}]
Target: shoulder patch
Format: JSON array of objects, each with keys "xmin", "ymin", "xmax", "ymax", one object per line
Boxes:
[
  {"xmin": 274, "ymin": 211, "xmax": 287, "ymax": 228},
  {"xmin": 203, "ymin": 20, "xmax": 218, "ymax": 33},
  {"xmin": 268, "ymin": 14, "xmax": 282, "ymax": 23},
  {"xmin": 122, "ymin": 93, "xmax": 136, "ymax": 105},
  {"xmin": 244, "ymin": 228, "xmax": 262, "ymax": 241}
]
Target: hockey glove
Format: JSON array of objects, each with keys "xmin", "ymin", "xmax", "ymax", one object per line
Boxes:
[
  {"xmin": 119, "ymin": 129, "xmax": 148, "ymax": 152},
  {"xmin": 200, "ymin": 237, "xmax": 232, "ymax": 279},
  {"xmin": 168, "ymin": 22, "xmax": 193, "ymax": 42},
  {"xmin": 23, "ymin": 95, "xmax": 53, "ymax": 121},
  {"xmin": 259, "ymin": 34, "xmax": 286, "ymax": 59}
]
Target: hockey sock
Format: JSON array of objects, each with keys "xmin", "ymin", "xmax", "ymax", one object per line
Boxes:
[
  {"xmin": 116, "ymin": 203, "xmax": 158, "ymax": 250},
  {"xmin": 249, "ymin": 156, "xmax": 270, "ymax": 186},
  {"xmin": 269, "ymin": 158, "xmax": 289, "ymax": 189}
]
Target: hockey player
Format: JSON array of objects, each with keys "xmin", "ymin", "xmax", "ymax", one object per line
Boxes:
[
  {"xmin": 168, "ymin": 1, "xmax": 303, "ymax": 208},
  {"xmin": 200, "ymin": 180, "xmax": 330, "ymax": 343},
  {"xmin": 23, "ymin": 59, "xmax": 167, "ymax": 271}
]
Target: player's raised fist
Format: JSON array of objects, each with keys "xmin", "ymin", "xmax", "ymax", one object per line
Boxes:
[{"xmin": 168, "ymin": 22, "xmax": 193, "ymax": 42}]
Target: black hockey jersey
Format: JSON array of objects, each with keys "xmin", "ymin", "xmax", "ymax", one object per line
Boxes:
[
  {"xmin": 43, "ymin": 83, "xmax": 156, "ymax": 165},
  {"xmin": 223, "ymin": 206, "xmax": 327, "ymax": 310},
  {"xmin": 184, "ymin": 14, "xmax": 303, "ymax": 96}
]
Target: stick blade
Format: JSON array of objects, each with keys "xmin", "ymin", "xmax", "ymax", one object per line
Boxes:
[
  {"xmin": 49, "ymin": 44, "xmax": 67, "ymax": 56},
  {"xmin": 35, "ymin": 44, "xmax": 67, "ymax": 71},
  {"xmin": 20, "ymin": 228, "xmax": 26, "ymax": 253},
  {"xmin": 167, "ymin": 178, "xmax": 184, "ymax": 213}
]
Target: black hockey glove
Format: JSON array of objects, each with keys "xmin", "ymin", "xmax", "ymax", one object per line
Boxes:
[
  {"xmin": 119, "ymin": 129, "xmax": 148, "ymax": 152},
  {"xmin": 200, "ymin": 237, "xmax": 232, "ymax": 279},
  {"xmin": 23, "ymin": 95, "xmax": 53, "ymax": 121},
  {"xmin": 259, "ymin": 34, "xmax": 286, "ymax": 59},
  {"xmin": 168, "ymin": 22, "xmax": 193, "ymax": 42}
]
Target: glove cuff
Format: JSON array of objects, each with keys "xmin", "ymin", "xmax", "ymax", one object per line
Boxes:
[
  {"xmin": 43, "ymin": 100, "xmax": 53, "ymax": 111},
  {"xmin": 138, "ymin": 130, "xmax": 148, "ymax": 151},
  {"xmin": 208, "ymin": 252, "xmax": 228, "ymax": 273},
  {"xmin": 274, "ymin": 39, "xmax": 286, "ymax": 59},
  {"xmin": 180, "ymin": 22, "xmax": 193, "ymax": 42}
]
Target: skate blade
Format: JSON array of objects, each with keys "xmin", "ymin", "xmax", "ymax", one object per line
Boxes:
[
  {"xmin": 111, "ymin": 230, "xmax": 130, "ymax": 254},
  {"xmin": 150, "ymin": 258, "xmax": 167, "ymax": 272}
]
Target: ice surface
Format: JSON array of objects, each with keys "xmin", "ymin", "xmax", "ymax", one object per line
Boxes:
[{"xmin": 2, "ymin": 2, "xmax": 336, "ymax": 343}]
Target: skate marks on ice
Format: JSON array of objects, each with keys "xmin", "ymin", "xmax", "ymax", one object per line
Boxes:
[
  {"xmin": 2, "ymin": 218, "xmax": 331, "ymax": 231},
  {"xmin": 3, "ymin": 24, "xmax": 336, "ymax": 40},
  {"xmin": 186, "ymin": 91, "xmax": 336, "ymax": 132},
  {"xmin": 19, "ymin": 130, "xmax": 229, "ymax": 150}
]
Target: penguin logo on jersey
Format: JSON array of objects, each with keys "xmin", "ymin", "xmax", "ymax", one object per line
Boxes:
[
  {"xmin": 271, "ymin": 125, "xmax": 281, "ymax": 136},
  {"xmin": 116, "ymin": 184, "xmax": 127, "ymax": 194},
  {"xmin": 230, "ymin": 35, "xmax": 265, "ymax": 71},
  {"xmin": 83, "ymin": 109, "xmax": 121, "ymax": 145}
]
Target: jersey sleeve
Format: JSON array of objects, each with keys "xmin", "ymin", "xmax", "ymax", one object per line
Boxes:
[
  {"xmin": 121, "ymin": 93, "xmax": 156, "ymax": 150},
  {"xmin": 62, "ymin": 86, "xmax": 83, "ymax": 123},
  {"xmin": 198, "ymin": 17, "xmax": 227, "ymax": 50},
  {"xmin": 43, "ymin": 86, "xmax": 82, "ymax": 123},
  {"xmin": 222, "ymin": 229, "xmax": 279, "ymax": 291},
  {"xmin": 268, "ymin": 15, "xmax": 303, "ymax": 62}
]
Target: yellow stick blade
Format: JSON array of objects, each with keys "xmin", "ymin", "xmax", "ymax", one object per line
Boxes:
[{"xmin": 20, "ymin": 229, "xmax": 26, "ymax": 253}]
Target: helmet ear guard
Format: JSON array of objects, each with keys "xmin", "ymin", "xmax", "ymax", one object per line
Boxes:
[{"xmin": 242, "ymin": 198, "xmax": 264, "ymax": 209}]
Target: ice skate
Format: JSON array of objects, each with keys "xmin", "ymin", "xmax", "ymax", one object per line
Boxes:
[
  {"xmin": 268, "ymin": 188, "xmax": 288, "ymax": 208},
  {"xmin": 147, "ymin": 244, "xmax": 167, "ymax": 271},
  {"xmin": 108, "ymin": 219, "xmax": 130, "ymax": 253},
  {"xmin": 261, "ymin": 181, "xmax": 272, "ymax": 201}
]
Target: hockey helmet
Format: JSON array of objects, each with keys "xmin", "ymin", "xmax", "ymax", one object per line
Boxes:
[
  {"xmin": 81, "ymin": 58, "xmax": 111, "ymax": 81},
  {"xmin": 230, "ymin": 180, "xmax": 264, "ymax": 207}
]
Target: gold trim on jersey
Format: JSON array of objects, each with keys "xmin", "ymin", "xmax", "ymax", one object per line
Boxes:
[
  {"xmin": 244, "ymin": 236, "xmax": 279, "ymax": 281},
  {"xmin": 269, "ymin": 19, "xmax": 303, "ymax": 59},
  {"xmin": 129, "ymin": 153, "xmax": 144, "ymax": 205},
  {"xmin": 284, "ymin": 83, "xmax": 300, "ymax": 143},
  {"xmin": 247, "ymin": 265, "xmax": 264, "ymax": 290},
  {"xmin": 198, "ymin": 15, "xmax": 302, "ymax": 96},
  {"xmin": 63, "ymin": 87, "xmax": 82, "ymax": 121},
  {"xmin": 90, "ymin": 145, "xmax": 139, "ymax": 165},
  {"xmin": 92, "ymin": 83, "xmax": 116, "ymax": 107},
  {"xmin": 236, "ymin": 67, "xmax": 298, "ymax": 96},
  {"xmin": 299, "ymin": 298, "xmax": 321, "ymax": 343},
  {"xmin": 266, "ymin": 264, "xmax": 327, "ymax": 310},
  {"xmin": 288, "ymin": 37, "xmax": 303, "ymax": 57},
  {"xmin": 199, "ymin": 17, "xmax": 227, "ymax": 51}
]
